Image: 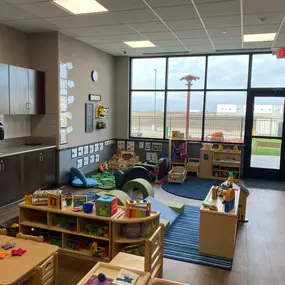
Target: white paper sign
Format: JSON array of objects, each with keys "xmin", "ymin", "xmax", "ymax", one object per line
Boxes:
[
  {"xmin": 83, "ymin": 156, "xmax": 89, "ymax": 166},
  {"xmin": 139, "ymin": 142, "xmax": 144, "ymax": 149},
  {"xmin": 84, "ymin": 145, "xmax": 89, "ymax": 155},
  {"xmin": 99, "ymin": 142, "xmax": 104, "ymax": 151},
  {"xmin": 146, "ymin": 152, "xmax": 156, "ymax": 163},
  {"xmin": 94, "ymin": 143, "xmax": 99, "ymax": 152},
  {"xmin": 90, "ymin": 155, "xmax": 95, "ymax": 164},
  {"xmin": 127, "ymin": 141, "xmax": 135, "ymax": 152},
  {"xmin": 77, "ymin": 158, "xmax": 83, "ymax": 168},
  {"xmin": 78, "ymin": 146, "xmax": 83, "ymax": 156},
  {"xmin": 117, "ymin": 141, "xmax": 125, "ymax": 150},
  {"xmin": 95, "ymin": 154, "xmax": 100, "ymax": 162},
  {"xmin": 152, "ymin": 142, "xmax": 162, "ymax": 152},
  {"xmin": 145, "ymin": 142, "xmax": 151, "ymax": 151}
]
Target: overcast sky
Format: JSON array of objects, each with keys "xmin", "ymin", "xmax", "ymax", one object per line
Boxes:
[{"xmin": 131, "ymin": 54, "xmax": 285, "ymax": 112}]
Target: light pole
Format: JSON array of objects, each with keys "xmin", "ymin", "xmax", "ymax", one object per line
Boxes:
[{"xmin": 153, "ymin": 69, "xmax": 157, "ymax": 130}]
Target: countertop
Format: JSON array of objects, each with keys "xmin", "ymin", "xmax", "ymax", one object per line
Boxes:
[{"xmin": 0, "ymin": 144, "xmax": 56, "ymax": 158}]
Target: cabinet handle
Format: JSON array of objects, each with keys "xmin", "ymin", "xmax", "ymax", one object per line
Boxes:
[
  {"xmin": 26, "ymin": 103, "xmax": 29, "ymax": 110},
  {"xmin": 0, "ymin": 164, "xmax": 1, "ymax": 171},
  {"xmin": 2, "ymin": 163, "xmax": 4, "ymax": 171},
  {"xmin": 28, "ymin": 103, "xmax": 32, "ymax": 110},
  {"xmin": 42, "ymin": 155, "xmax": 44, "ymax": 162}
]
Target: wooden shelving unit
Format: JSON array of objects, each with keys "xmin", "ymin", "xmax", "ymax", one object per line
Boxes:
[{"xmin": 19, "ymin": 202, "xmax": 124, "ymax": 262}]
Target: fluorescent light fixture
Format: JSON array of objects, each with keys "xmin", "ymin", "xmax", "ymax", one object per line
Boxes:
[
  {"xmin": 124, "ymin": 41, "xmax": 155, "ymax": 48},
  {"xmin": 243, "ymin": 33, "xmax": 276, "ymax": 42},
  {"xmin": 53, "ymin": 0, "xmax": 107, "ymax": 15}
]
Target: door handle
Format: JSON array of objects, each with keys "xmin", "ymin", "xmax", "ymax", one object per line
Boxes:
[
  {"xmin": 42, "ymin": 154, "xmax": 44, "ymax": 162},
  {"xmin": 1, "ymin": 162, "xmax": 4, "ymax": 171},
  {"xmin": 39, "ymin": 154, "xmax": 42, "ymax": 162},
  {"xmin": 26, "ymin": 103, "xmax": 29, "ymax": 110}
]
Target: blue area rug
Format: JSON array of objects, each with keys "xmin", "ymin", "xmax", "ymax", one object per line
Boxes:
[
  {"xmin": 162, "ymin": 177, "xmax": 216, "ymax": 201},
  {"xmin": 164, "ymin": 205, "xmax": 233, "ymax": 270}
]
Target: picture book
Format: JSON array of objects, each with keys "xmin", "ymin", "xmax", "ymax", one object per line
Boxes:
[{"xmin": 113, "ymin": 269, "xmax": 139, "ymax": 285}]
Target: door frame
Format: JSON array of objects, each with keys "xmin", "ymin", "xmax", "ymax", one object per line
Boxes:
[{"xmin": 244, "ymin": 88, "xmax": 285, "ymax": 180}]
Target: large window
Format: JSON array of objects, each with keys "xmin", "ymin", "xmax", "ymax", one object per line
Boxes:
[{"xmin": 130, "ymin": 53, "xmax": 282, "ymax": 142}]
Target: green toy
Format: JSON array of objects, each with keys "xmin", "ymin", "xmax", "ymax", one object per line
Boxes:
[{"xmin": 122, "ymin": 244, "xmax": 145, "ymax": 256}]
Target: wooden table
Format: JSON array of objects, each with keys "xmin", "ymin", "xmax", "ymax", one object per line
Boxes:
[
  {"xmin": 0, "ymin": 236, "xmax": 58, "ymax": 285},
  {"xmin": 199, "ymin": 184, "xmax": 240, "ymax": 259},
  {"xmin": 77, "ymin": 262, "xmax": 150, "ymax": 285}
]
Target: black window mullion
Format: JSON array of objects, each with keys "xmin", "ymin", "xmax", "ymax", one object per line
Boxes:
[
  {"xmin": 202, "ymin": 55, "xmax": 208, "ymax": 141},
  {"xmin": 164, "ymin": 57, "xmax": 169, "ymax": 139}
]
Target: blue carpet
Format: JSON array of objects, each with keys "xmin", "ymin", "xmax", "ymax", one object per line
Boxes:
[
  {"xmin": 162, "ymin": 177, "xmax": 216, "ymax": 201},
  {"xmin": 164, "ymin": 205, "xmax": 233, "ymax": 270}
]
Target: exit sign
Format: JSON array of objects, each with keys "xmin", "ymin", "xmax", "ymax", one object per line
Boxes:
[{"xmin": 277, "ymin": 48, "xmax": 285, "ymax": 58}]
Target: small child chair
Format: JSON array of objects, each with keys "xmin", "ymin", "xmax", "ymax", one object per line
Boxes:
[{"xmin": 70, "ymin": 167, "xmax": 98, "ymax": 188}]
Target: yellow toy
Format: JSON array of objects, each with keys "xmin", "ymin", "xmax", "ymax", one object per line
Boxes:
[
  {"xmin": 95, "ymin": 104, "xmax": 105, "ymax": 118},
  {"xmin": 126, "ymin": 199, "xmax": 151, "ymax": 218},
  {"xmin": 233, "ymin": 145, "xmax": 239, "ymax": 152},
  {"xmin": 218, "ymin": 144, "xmax": 223, "ymax": 151}
]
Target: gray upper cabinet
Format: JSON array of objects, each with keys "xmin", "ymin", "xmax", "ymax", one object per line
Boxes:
[
  {"xmin": 9, "ymin": 65, "xmax": 29, "ymax": 115},
  {"xmin": 0, "ymin": 64, "xmax": 9, "ymax": 115}
]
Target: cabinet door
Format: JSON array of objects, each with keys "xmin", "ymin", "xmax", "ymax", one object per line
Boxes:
[
  {"xmin": 0, "ymin": 155, "xmax": 22, "ymax": 206},
  {"xmin": 9, "ymin": 65, "xmax": 29, "ymax": 115},
  {"xmin": 22, "ymin": 151, "xmax": 42, "ymax": 195},
  {"xmin": 41, "ymin": 149, "xmax": 56, "ymax": 187},
  {"xmin": 0, "ymin": 64, "xmax": 9, "ymax": 115},
  {"xmin": 28, "ymin": 69, "xmax": 45, "ymax": 115}
]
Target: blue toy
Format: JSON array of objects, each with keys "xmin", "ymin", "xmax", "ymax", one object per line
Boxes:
[{"xmin": 70, "ymin": 167, "xmax": 98, "ymax": 188}]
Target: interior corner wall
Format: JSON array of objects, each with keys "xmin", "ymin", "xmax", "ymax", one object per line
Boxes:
[
  {"xmin": 28, "ymin": 32, "xmax": 59, "ymax": 142},
  {"xmin": 114, "ymin": 56, "xmax": 130, "ymax": 139},
  {"xmin": 0, "ymin": 24, "xmax": 31, "ymax": 139},
  {"xmin": 57, "ymin": 33, "xmax": 116, "ymax": 183}
]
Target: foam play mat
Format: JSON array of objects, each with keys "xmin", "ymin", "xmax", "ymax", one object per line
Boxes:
[{"xmin": 91, "ymin": 172, "xmax": 116, "ymax": 190}]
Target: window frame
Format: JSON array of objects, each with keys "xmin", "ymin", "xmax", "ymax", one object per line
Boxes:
[{"xmin": 129, "ymin": 51, "xmax": 273, "ymax": 144}]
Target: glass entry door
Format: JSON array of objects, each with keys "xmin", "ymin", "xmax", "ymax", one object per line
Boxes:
[{"xmin": 244, "ymin": 90, "xmax": 285, "ymax": 180}]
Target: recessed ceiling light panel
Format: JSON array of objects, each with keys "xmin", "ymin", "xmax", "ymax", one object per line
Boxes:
[
  {"xmin": 53, "ymin": 0, "xmax": 108, "ymax": 15},
  {"xmin": 243, "ymin": 33, "xmax": 276, "ymax": 42},
  {"xmin": 124, "ymin": 41, "xmax": 155, "ymax": 48}
]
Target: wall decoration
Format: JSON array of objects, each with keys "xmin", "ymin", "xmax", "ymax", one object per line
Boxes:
[
  {"xmin": 105, "ymin": 140, "xmax": 115, "ymax": 145},
  {"xmin": 94, "ymin": 143, "xmax": 99, "ymax": 152},
  {"xmin": 66, "ymin": 112, "xmax": 72, "ymax": 120},
  {"xmin": 60, "ymin": 129, "xmax": 68, "ymax": 145},
  {"xmin": 96, "ymin": 121, "xmax": 106, "ymax": 129},
  {"xmin": 77, "ymin": 158, "xmax": 83, "ymax": 168},
  {"xmin": 68, "ymin": 96, "xmax": 74, "ymax": 104},
  {"xmin": 95, "ymin": 154, "xmax": 100, "ymax": 162},
  {"xmin": 68, "ymin": 80, "xmax": 75, "ymax": 88},
  {"xmin": 99, "ymin": 142, "xmax": 104, "ymax": 151},
  {"xmin": 66, "ymin": 62, "xmax": 73, "ymax": 70},
  {"xmin": 146, "ymin": 152, "xmax": 157, "ymax": 163},
  {"xmin": 89, "ymin": 94, "xmax": 101, "ymax": 101},
  {"xmin": 60, "ymin": 113, "xmax": 68, "ymax": 128},
  {"xmin": 127, "ymin": 141, "xmax": 135, "ymax": 152},
  {"xmin": 60, "ymin": 96, "xmax": 68, "ymax": 112},
  {"xmin": 67, "ymin": 126, "xmax": 73, "ymax": 134},
  {"xmin": 118, "ymin": 140, "xmax": 125, "ymax": 150},
  {"xmin": 60, "ymin": 62, "xmax": 67, "ymax": 79},
  {"xmin": 89, "ymin": 144, "xmax": 94, "ymax": 153},
  {"xmin": 91, "ymin": 70, "xmax": 98, "ymax": 82},
  {"xmin": 71, "ymin": 148, "xmax": 78, "ymax": 159},
  {"xmin": 78, "ymin": 146, "xmax": 83, "ymax": 156},
  {"xmin": 139, "ymin": 142, "xmax": 144, "ymax": 149},
  {"xmin": 83, "ymin": 156, "xmax": 89, "ymax": 166},
  {"xmin": 60, "ymin": 79, "xmax": 68, "ymax": 95},
  {"xmin": 84, "ymin": 145, "xmax": 89, "ymax": 155},
  {"xmin": 152, "ymin": 142, "xmax": 162, "ymax": 152},
  {"xmin": 90, "ymin": 155, "xmax": 95, "ymax": 164},
  {"xmin": 85, "ymin": 103, "xmax": 94, "ymax": 133},
  {"xmin": 103, "ymin": 108, "xmax": 109, "ymax": 118},
  {"xmin": 145, "ymin": 142, "xmax": 151, "ymax": 151}
]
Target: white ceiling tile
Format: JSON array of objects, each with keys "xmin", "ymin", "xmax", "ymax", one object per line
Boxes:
[
  {"xmin": 165, "ymin": 18, "xmax": 203, "ymax": 31},
  {"xmin": 244, "ymin": 0, "xmax": 285, "ymax": 14},
  {"xmin": 146, "ymin": 0, "xmax": 191, "ymax": 7},
  {"xmin": 180, "ymin": 38, "xmax": 211, "ymax": 46},
  {"xmin": 4, "ymin": 18, "xmax": 59, "ymax": 32},
  {"xmin": 243, "ymin": 24, "xmax": 279, "ymax": 35},
  {"xmin": 7, "ymin": 0, "xmax": 48, "ymax": 3},
  {"xmin": 46, "ymin": 9, "xmax": 157, "ymax": 28},
  {"xmin": 142, "ymin": 31, "xmax": 175, "ymax": 40},
  {"xmin": 243, "ymin": 12, "xmax": 285, "ymax": 26},
  {"xmin": 215, "ymin": 42, "xmax": 242, "ymax": 50},
  {"xmin": 274, "ymin": 40, "xmax": 285, "ymax": 48},
  {"xmin": 0, "ymin": 5, "xmax": 37, "ymax": 20},
  {"xmin": 60, "ymin": 24, "xmax": 134, "ymax": 37},
  {"xmin": 151, "ymin": 40, "xmax": 182, "ymax": 47},
  {"xmin": 211, "ymin": 36, "xmax": 241, "ymax": 44},
  {"xmin": 160, "ymin": 46, "xmax": 187, "ymax": 52},
  {"xmin": 208, "ymin": 27, "xmax": 241, "ymax": 37},
  {"xmin": 243, "ymin": 42, "xmax": 272, "ymax": 49},
  {"xmin": 77, "ymin": 33, "xmax": 143, "ymax": 44},
  {"xmin": 196, "ymin": 1, "xmax": 240, "ymax": 17},
  {"xmin": 154, "ymin": 5, "xmax": 197, "ymax": 20},
  {"xmin": 188, "ymin": 46, "xmax": 215, "ymax": 53},
  {"xmin": 96, "ymin": 0, "xmax": 145, "ymax": 11},
  {"xmin": 130, "ymin": 21, "xmax": 168, "ymax": 33},
  {"xmin": 203, "ymin": 15, "xmax": 241, "ymax": 28},
  {"xmin": 174, "ymin": 29, "xmax": 208, "ymax": 39},
  {"xmin": 18, "ymin": 2, "xmax": 70, "ymax": 18},
  {"xmin": 277, "ymin": 33, "xmax": 285, "ymax": 40},
  {"xmin": 91, "ymin": 42, "xmax": 130, "ymax": 50}
]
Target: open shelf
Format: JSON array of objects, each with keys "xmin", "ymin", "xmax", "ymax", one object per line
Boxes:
[
  {"xmin": 59, "ymin": 248, "xmax": 109, "ymax": 262},
  {"xmin": 114, "ymin": 236, "xmax": 149, "ymax": 243}
]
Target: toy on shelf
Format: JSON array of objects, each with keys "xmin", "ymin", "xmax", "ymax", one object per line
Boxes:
[
  {"xmin": 67, "ymin": 240, "xmax": 81, "ymax": 251},
  {"xmin": 233, "ymin": 145, "xmax": 239, "ymax": 152},
  {"xmin": 82, "ymin": 224, "xmax": 108, "ymax": 238},
  {"xmin": 32, "ymin": 189, "xmax": 63, "ymax": 205},
  {"xmin": 126, "ymin": 199, "xmax": 151, "ymax": 218},
  {"xmin": 123, "ymin": 223, "xmax": 141, "ymax": 238},
  {"xmin": 122, "ymin": 244, "xmax": 145, "ymax": 257},
  {"xmin": 55, "ymin": 215, "xmax": 77, "ymax": 232},
  {"xmin": 171, "ymin": 130, "xmax": 184, "ymax": 139},
  {"xmin": 227, "ymin": 172, "xmax": 234, "ymax": 188},
  {"xmin": 217, "ymin": 144, "xmax": 223, "ymax": 152},
  {"xmin": 24, "ymin": 194, "xmax": 33, "ymax": 205},
  {"xmin": 83, "ymin": 203, "xmax": 94, "ymax": 214},
  {"xmin": 109, "ymin": 150, "xmax": 138, "ymax": 170},
  {"xmin": 168, "ymin": 166, "xmax": 187, "ymax": 184},
  {"xmin": 48, "ymin": 191, "xmax": 62, "ymax": 210},
  {"xmin": 96, "ymin": 196, "xmax": 118, "ymax": 217},
  {"xmin": 98, "ymin": 161, "xmax": 109, "ymax": 172},
  {"xmin": 223, "ymin": 188, "xmax": 235, "ymax": 213},
  {"xmin": 90, "ymin": 241, "xmax": 107, "ymax": 258},
  {"xmin": 65, "ymin": 192, "xmax": 73, "ymax": 207},
  {"xmin": 73, "ymin": 195, "xmax": 87, "ymax": 208},
  {"xmin": 226, "ymin": 147, "xmax": 231, "ymax": 152}
]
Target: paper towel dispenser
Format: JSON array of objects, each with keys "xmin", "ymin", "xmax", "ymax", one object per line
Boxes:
[{"xmin": 0, "ymin": 122, "xmax": 4, "ymax": 140}]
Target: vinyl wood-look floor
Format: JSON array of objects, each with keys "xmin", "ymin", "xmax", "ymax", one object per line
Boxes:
[{"xmin": 1, "ymin": 180, "xmax": 285, "ymax": 285}]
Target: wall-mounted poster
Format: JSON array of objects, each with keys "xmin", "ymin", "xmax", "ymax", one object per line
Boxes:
[
  {"xmin": 83, "ymin": 156, "xmax": 89, "ymax": 166},
  {"xmin": 60, "ymin": 129, "xmax": 67, "ymax": 145},
  {"xmin": 90, "ymin": 155, "xmax": 95, "ymax": 164},
  {"xmin": 145, "ymin": 142, "xmax": 151, "ymax": 151},
  {"xmin": 60, "ymin": 96, "xmax": 68, "ymax": 112},
  {"xmin": 84, "ymin": 145, "xmax": 89, "ymax": 155},
  {"xmin": 94, "ymin": 143, "xmax": 99, "ymax": 152},
  {"xmin": 78, "ymin": 146, "xmax": 83, "ymax": 156},
  {"xmin": 60, "ymin": 113, "xmax": 68, "ymax": 128},
  {"xmin": 152, "ymin": 142, "xmax": 162, "ymax": 152},
  {"xmin": 118, "ymin": 140, "xmax": 125, "ymax": 150},
  {"xmin": 127, "ymin": 141, "xmax": 135, "ymax": 152},
  {"xmin": 71, "ymin": 148, "xmax": 77, "ymax": 158},
  {"xmin": 146, "ymin": 152, "xmax": 157, "ymax": 163},
  {"xmin": 139, "ymin": 142, "xmax": 144, "ymax": 149},
  {"xmin": 60, "ymin": 79, "xmax": 68, "ymax": 95},
  {"xmin": 60, "ymin": 62, "xmax": 67, "ymax": 79},
  {"xmin": 77, "ymin": 158, "xmax": 83, "ymax": 168},
  {"xmin": 99, "ymin": 142, "xmax": 104, "ymax": 151},
  {"xmin": 95, "ymin": 154, "xmax": 100, "ymax": 162},
  {"xmin": 89, "ymin": 145, "xmax": 94, "ymax": 153}
]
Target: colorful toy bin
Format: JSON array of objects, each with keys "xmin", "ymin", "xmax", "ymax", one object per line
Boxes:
[
  {"xmin": 65, "ymin": 193, "xmax": 73, "ymax": 206},
  {"xmin": 83, "ymin": 202, "xmax": 94, "ymax": 214},
  {"xmin": 95, "ymin": 196, "xmax": 118, "ymax": 217}
]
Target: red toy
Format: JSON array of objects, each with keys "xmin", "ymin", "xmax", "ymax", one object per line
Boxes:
[{"xmin": 12, "ymin": 248, "xmax": 26, "ymax": 256}]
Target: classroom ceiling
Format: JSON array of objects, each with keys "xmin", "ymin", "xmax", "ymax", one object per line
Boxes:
[{"xmin": 1, "ymin": 0, "xmax": 285, "ymax": 56}]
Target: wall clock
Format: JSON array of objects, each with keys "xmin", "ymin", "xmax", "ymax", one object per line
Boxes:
[{"xmin": 91, "ymin": 70, "xmax": 98, "ymax": 82}]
